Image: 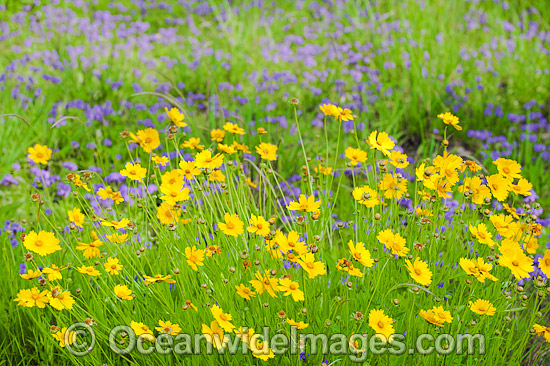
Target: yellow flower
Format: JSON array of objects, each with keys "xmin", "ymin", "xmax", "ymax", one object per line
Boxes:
[
  {"xmin": 235, "ymin": 284, "xmax": 256, "ymax": 300},
  {"xmin": 211, "ymin": 305, "xmax": 235, "ymax": 332},
  {"xmin": 348, "ymin": 240, "xmax": 373, "ymax": 267},
  {"xmin": 217, "ymin": 143, "xmax": 236, "ymax": 154},
  {"xmin": 256, "ymin": 142, "xmax": 278, "ymax": 161},
  {"xmin": 257, "ymin": 127, "xmax": 267, "ymax": 134},
  {"xmin": 202, "ymin": 321, "xmax": 228, "ymax": 350},
  {"xmin": 104, "ymin": 257, "xmax": 123, "ymax": 275},
  {"xmin": 67, "ymin": 173, "xmax": 91, "ymax": 191},
  {"xmin": 23, "ymin": 230, "xmax": 61, "ymax": 257},
  {"xmin": 178, "ymin": 160, "xmax": 200, "ymax": 180},
  {"xmin": 433, "ymin": 152, "xmax": 462, "ymax": 186},
  {"xmin": 460, "ymin": 257, "xmax": 497, "ymax": 283},
  {"xmin": 533, "ymin": 324, "xmax": 550, "ymax": 343},
  {"xmin": 97, "ymin": 186, "xmax": 124, "ymax": 204},
  {"xmin": 235, "ymin": 327, "xmax": 255, "ymax": 343},
  {"xmin": 437, "ymin": 112, "xmax": 462, "ymax": 131},
  {"xmin": 469, "ymin": 223, "xmax": 495, "ymax": 248},
  {"xmin": 20, "ymin": 269, "xmax": 42, "ymax": 280},
  {"xmin": 223, "ymin": 122, "xmax": 245, "ymax": 135},
  {"xmin": 251, "ymin": 339, "xmax": 275, "ymax": 361},
  {"xmin": 538, "ymin": 250, "xmax": 550, "ymax": 277},
  {"xmin": 183, "ymin": 300, "xmax": 198, "ymax": 311},
  {"xmin": 286, "ymin": 194, "xmax": 321, "ymax": 213},
  {"xmin": 286, "ymin": 318, "xmax": 309, "ymax": 329},
  {"xmin": 233, "ymin": 141, "xmax": 250, "ymax": 153},
  {"xmin": 275, "ymin": 230, "xmax": 307, "ymax": 255},
  {"xmin": 420, "ymin": 306, "xmax": 453, "ymax": 326},
  {"xmin": 475, "ymin": 257, "xmax": 498, "ymax": 282},
  {"xmin": 156, "ymin": 202, "xmax": 180, "ymax": 225},
  {"xmin": 135, "ymin": 128, "xmax": 160, "ymax": 153},
  {"xmin": 368, "ymin": 309, "xmax": 395, "ymax": 342},
  {"xmin": 152, "ymin": 155, "xmax": 169, "ymax": 166},
  {"xmin": 432, "ymin": 306, "xmax": 453, "ymax": 324},
  {"xmin": 211, "ymin": 128, "xmax": 226, "ymax": 142},
  {"xmin": 377, "ymin": 229, "xmax": 409, "ymax": 257},
  {"xmin": 185, "ymin": 246, "xmax": 205, "ymax": 271},
  {"xmin": 379, "ymin": 173, "xmax": 407, "ymax": 199},
  {"xmin": 195, "ymin": 150, "xmax": 224, "ymax": 170},
  {"xmin": 493, "ymin": 158, "xmax": 522, "ymax": 180},
  {"xmin": 155, "ymin": 320, "xmax": 182, "ymax": 335},
  {"xmin": 319, "ymin": 103, "xmax": 338, "ymax": 117},
  {"xmin": 352, "ymin": 186, "xmax": 380, "ymax": 207},
  {"xmin": 165, "ymin": 107, "xmax": 186, "ymax": 127},
  {"xmin": 405, "ymin": 257, "xmax": 432, "ymax": 286},
  {"xmin": 76, "ymin": 231, "xmax": 103, "ymax": 259},
  {"xmin": 296, "ymin": 253, "xmax": 326, "ymax": 279},
  {"xmin": 469, "ymin": 299, "xmax": 496, "ymax": 316},
  {"xmin": 249, "ymin": 271, "xmax": 279, "ymax": 297},
  {"xmin": 48, "ymin": 286, "xmax": 75, "ymax": 310},
  {"xmin": 463, "ymin": 160, "xmax": 482, "ymax": 173},
  {"xmin": 247, "ymin": 214, "xmax": 270, "ymax": 236},
  {"xmin": 13, "ymin": 287, "xmax": 49, "ymax": 308},
  {"xmin": 120, "ymin": 162, "xmax": 147, "ymax": 181},
  {"xmin": 498, "ymin": 245, "xmax": 533, "ymax": 279},
  {"xmin": 143, "ymin": 274, "xmax": 176, "ymax": 285},
  {"xmin": 511, "ymin": 178, "xmax": 532, "ymax": 196},
  {"xmin": 486, "ymin": 174, "xmax": 511, "ymax": 202},
  {"xmin": 334, "ymin": 106, "xmax": 354, "ymax": 122},
  {"xmin": 278, "ymin": 278, "xmax": 304, "ymax": 302},
  {"xmin": 52, "ymin": 327, "xmax": 77, "ymax": 348},
  {"xmin": 389, "ymin": 150, "xmax": 409, "ymax": 168},
  {"xmin": 458, "ymin": 177, "xmax": 491, "ymax": 205},
  {"xmin": 367, "ymin": 131, "xmax": 395, "ymax": 156},
  {"xmin": 336, "ymin": 258, "xmax": 363, "ymax": 277},
  {"xmin": 77, "ymin": 265, "xmax": 101, "ymax": 276},
  {"xmin": 525, "ymin": 237, "xmax": 539, "ymax": 254},
  {"xmin": 42, "ymin": 265, "xmax": 67, "ymax": 281},
  {"xmin": 106, "ymin": 233, "xmax": 129, "ymax": 243},
  {"xmin": 68, "ymin": 207, "xmax": 85, "ymax": 227},
  {"xmin": 27, "ymin": 144, "xmax": 52, "ymax": 164},
  {"xmin": 182, "ymin": 137, "xmax": 204, "ymax": 150},
  {"xmin": 420, "ymin": 309, "xmax": 443, "ymax": 326},
  {"xmin": 459, "ymin": 258, "xmax": 479, "ymax": 277},
  {"xmin": 246, "ymin": 177, "xmax": 258, "ymax": 188},
  {"xmin": 314, "ymin": 164, "xmax": 333, "ymax": 176},
  {"xmin": 344, "ymin": 146, "xmax": 367, "ymax": 166},
  {"xmin": 131, "ymin": 321, "xmax": 153, "ymax": 336},
  {"xmin": 208, "ymin": 170, "xmax": 225, "ymax": 182},
  {"xmin": 159, "ymin": 183, "xmax": 190, "ymax": 205},
  {"xmin": 219, "ymin": 213, "xmax": 244, "ymax": 237},
  {"xmin": 114, "ymin": 285, "xmax": 133, "ymax": 300}
]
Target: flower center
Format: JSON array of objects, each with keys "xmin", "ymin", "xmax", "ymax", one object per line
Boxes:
[
  {"xmin": 415, "ymin": 268, "xmax": 422, "ymax": 275},
  {"xmin": 35, "ymin": 240, "xmax": 43, "ymax": 247},
  {"xmin": 377, "ymin": 321, "xmax": 384, "ymax": 329}
]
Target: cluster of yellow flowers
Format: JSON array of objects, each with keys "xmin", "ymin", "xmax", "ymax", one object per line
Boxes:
[{"xmin": 16, "ymin": 106, "xmax": 550, "ymax": 362}]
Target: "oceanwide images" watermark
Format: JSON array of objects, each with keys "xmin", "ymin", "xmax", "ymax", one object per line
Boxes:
[{"xmin": 64, "ymin": 322, "xmax": 485, "ymax": 362}]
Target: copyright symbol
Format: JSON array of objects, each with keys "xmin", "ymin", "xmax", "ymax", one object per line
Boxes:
[{"xmin": 65, "ymin": 322, "xmax": 96, "ymax": 356}]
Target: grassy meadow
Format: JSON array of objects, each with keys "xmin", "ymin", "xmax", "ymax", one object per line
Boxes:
[{"xmin": 1, "ymin": 0, "xmax": 550, "ymax": 365}]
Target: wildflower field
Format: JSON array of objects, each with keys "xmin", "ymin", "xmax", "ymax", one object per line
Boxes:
[{"xmin": 1, "ymin": 0, "xmax": 550, "ymax": 365}]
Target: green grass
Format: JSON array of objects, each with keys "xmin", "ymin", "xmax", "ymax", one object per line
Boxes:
[{"xmin": 0, "ymin": 0, "xmax": 549, "ymax": 365}]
